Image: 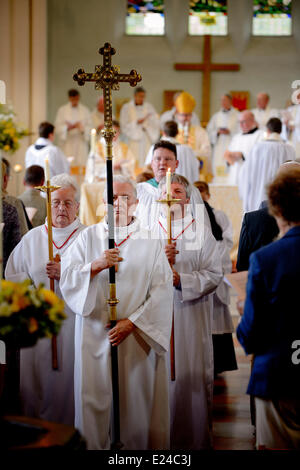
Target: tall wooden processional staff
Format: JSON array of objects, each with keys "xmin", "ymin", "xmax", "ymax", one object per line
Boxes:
[{"xmin": 73, "ymin": 43, "xmax": 141, "ymax": 449}]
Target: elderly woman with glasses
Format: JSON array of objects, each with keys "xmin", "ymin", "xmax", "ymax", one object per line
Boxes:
[{"xmin": 5, "ymin": 173, "xmax": 85, "ymax": 426}]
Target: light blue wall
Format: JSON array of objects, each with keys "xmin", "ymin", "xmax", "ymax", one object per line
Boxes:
[{"xmin": 47, "ymin": 0, "xmax": 300, "ymax": 123}]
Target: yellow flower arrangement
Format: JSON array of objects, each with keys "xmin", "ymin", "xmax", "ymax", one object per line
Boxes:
[
  {"xmin": 0, "ymin": 279, "xmax": 66, "ymax": 348},
  {"xmin": 0, "ymin": 104, "xmax": 29, "ymax": 154}
]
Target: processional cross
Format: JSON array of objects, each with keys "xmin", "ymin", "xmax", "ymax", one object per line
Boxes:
[
  {"xmin": 174, "ymin": 35, "xmax": 240, "ymax": 126},
  {"xmin": 73, "ymin": 43, "xmax": 141, "ymax": 450}
]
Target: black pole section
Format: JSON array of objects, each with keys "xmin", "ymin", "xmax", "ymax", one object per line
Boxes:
[{"xmin": 106, "ymin": 158, "xmax": 122, "ymax": 450}]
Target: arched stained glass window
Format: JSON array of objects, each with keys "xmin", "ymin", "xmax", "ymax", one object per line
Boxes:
[
  {"xmin": 252, "ymin": 0, "xmax": 292, "ymax": 36},
  {"xmin": 126, "ymin": 1, "xmax": 165, "ymax": 36},
  {"xmin": 188, "ymin": 1, "xmax": 228, "ymax": 36}
]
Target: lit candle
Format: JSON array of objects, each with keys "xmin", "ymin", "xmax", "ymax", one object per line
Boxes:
[
  {"xmin": 90, "ymin": 128, "xmax": 97, "ymax": 155},
  {"xmin": 166, "ymin": 167, "xmax": 171, "ymax": 197},
  {"xmin": 44, "ymin": 155, "xmax": 50, "ymax": 182}
]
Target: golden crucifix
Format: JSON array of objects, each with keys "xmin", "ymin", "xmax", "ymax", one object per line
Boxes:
[
  {"xmin": 36, "ymin": 166, "xmax": 60, "ymax": 371},
  {"xmin": 157, "ymin": 169, "xmax": 180, "ymax": 381},
  {"xmin": 73, "ymin": 42, "xmax": 141, "ymax": 450}
]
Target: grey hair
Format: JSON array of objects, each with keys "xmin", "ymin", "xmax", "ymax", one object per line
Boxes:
[
  {"xmin": 158, "ymin": 173, "xmax": 192, "ymax": 199},
  {"xmin": 50, "ymin": 173, "xmax": 80, "ymax": 202},
  {"xmin": 102, "ymin": 175, "xmax": 137, "ymax": 200}
]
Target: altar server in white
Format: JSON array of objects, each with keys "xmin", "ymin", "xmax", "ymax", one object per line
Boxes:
[
  {"xmin": 155, "ymin": 174, "xmax": 223, "ymax": 449},
  {"xmin": 224, "ymin": 110, "xmax": 265, "ymax": 185},
  {"xmin": 136, "ymin": 140, "xmax": 207, "ymax": 230},
  {"xmin": 25, "ymin": 121, "xmax": 70, "ymax": 177},
  {"xmin": 251, "ymin": 92, "xmax": 279, "ymax": 130},
  {"xmin": 54, "ymin": 89, "xmax": 92, "ymax": 167},
  {"xmin": 145, "ymin": 120, "xmax": 200, "ymax": 183},
  {"xmin": 119, "ymin": 87, "xmax": 160, "ymax": 168},
  {"xmin": 239, "ymin": 118, "xmax": 296, "ymax": 212},
  {"xmin": 60, "ymin": 176, "xmax": 173, "ymax": 450},
  {"xmin": 5, "ymin": 174, "xmax": 85, "ymax": 425},
  {"xmin": 206, "ymin": 94, "xmax": 240, "ymax": 182}
]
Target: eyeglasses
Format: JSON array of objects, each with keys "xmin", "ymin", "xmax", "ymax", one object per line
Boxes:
[
  {"xmin": 51, "ymin": 200, "xmax": 75, "ymax": 209},
  {"xmin": 112, "ymin": 195, "xmax": 129, "ymax": 202}
]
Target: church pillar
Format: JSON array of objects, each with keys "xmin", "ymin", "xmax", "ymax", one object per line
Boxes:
[{"xmin": 0, "ymin": 0, "xmax": 47, "ymax": 196}]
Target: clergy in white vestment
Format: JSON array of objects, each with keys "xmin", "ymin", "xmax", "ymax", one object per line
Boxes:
[
  {"xmin": 174, "ymin": 92, "xmax": 212, "ymax": 181},
  {"xmin": 281, "ymin": 98, "xmax": 300, "ymax": 159},
  {"xmin": 154, "ymin": 175, "xmax": 223, "ymax": 449},
  {"xmin": 224, "ymin": 110, "xmax": 265, "ymax": 186},
  {"xmin": 54, "ymin": 89, "xmax": 92, "ymax": 168},
  {"xmin": 195, "ymin": 181, "xmax": 237, "ymax": 375},
  {"xmin": 25, "ymin": 121, "xmax": 70, "ymax": 177},
  {"xmin": 239, "ymin": 118, "xmax": 296, "ymax": 213},
  {"xmin": 206, "ymin": 94, "xmax": 240, "ymax": 183},
  {"xmin": 135, "ymin": 140, "xmax": 208, "ymax": 230},
  {"xmin": 145, "ymin": 121, "xmax": 200, "ymax": 183},
  {"xmin": 160, "ymin": 91, "xmax": 200, "ymax": 130},
  {"xmin": 251, "ymin": 92, "xmax": 279, "ymax": 130},
  {"xmin": 119, "ymin": 87, "xmax": 160, "ymax": 168},
  {"xmin": 85, "ymin": 120, "xmax": 136, "ymax": 183},
  {"xmin": 59, "ymin": 176, "xmax": 173, "ymax": 450},
  {"xmin": 5, "ymin": 174, "xmax": 85, "ymax": 425}
]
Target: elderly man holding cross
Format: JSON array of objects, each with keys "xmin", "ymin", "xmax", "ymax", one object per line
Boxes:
[
  {"xmin": 5, "ymin": 174, "xmax": 85, "ymax": 425},
  {"xmin": 60, "ymin": 176, "xmax": 173, "ymax": 449}
]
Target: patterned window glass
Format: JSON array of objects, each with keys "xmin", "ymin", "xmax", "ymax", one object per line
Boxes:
[
  {"xmin": 126, "ymin": 1, "xmax": 165, "ymax": 36},
  {"xmin": 252, "ymin": 0, "xmax": 292, "ymax": 36},
  {"xmin": 189, "ymin": 1, "xmax": 227, "ymax": 36}
]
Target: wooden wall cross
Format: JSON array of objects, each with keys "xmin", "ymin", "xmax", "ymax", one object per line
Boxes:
[{"xmin": 174, "ymin": 35, "xmax": 240, "ymax": 127}]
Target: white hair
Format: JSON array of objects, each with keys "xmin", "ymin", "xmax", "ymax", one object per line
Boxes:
[
  {"xmin": 50, "ymin": 173, "xmax": 80, "ymax": 202},
  {"xmin": 158, "ymin": 173, "xmax": 192, "ymax": 199},
  {"xmin": 102, "ymin": 175, "xmax": 137, "ymax": 200}
]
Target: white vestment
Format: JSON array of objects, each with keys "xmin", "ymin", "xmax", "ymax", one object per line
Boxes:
[
  {"xmin": 251, "ymin": 106, "xmax": 279, "ymax": 130},
  {"xmin": 25, "ymin": 137, "xmax": 70, "ymax": 177},
  {"xmin": 145, "ymin": 137, "xmax": 200, "ymax": 183},
  {"xmin": 85, "ymin": 138, "xmax": 136, "ymax": 183},
  {"xmin": 227, "ymin": 129, "xmax": 265, "ymax": 185},
  {"xmin": 211, "ymin": 209, "xmax": 234, "ymax": 335},
  {"xmin": 154, "ymin": 213, "xmax": 223, "ymax": 449},
  {"xmin": 238, "ymin": 135, "xmax": 296, "ymax": 212},
  {"xmin": 5, "ymin": 217, "xmax": 85, "ymax": 425},
  {"xmin": 135, "ymin": 180, "xmax": 208, "ymax": 230},
  {"xmin": 281, "ymin": 104, "xmax": 300, "ymax": 159},
  {"xmin": 206, "ymin": 108, "xmax": 240, "ymax": 183},
  {"xmin": 54, "ymin": 102, "xmax": 92, "ymax": 167},
  {"xmin": 59, "ymin": 219, "xmax": 173, "ymax": 450},
  {"xmin": 159, "ymin": 107, "xmax": 200, "ymax": 130},
  {"xmin": 119, "ymin": 100, "xmax": 160, "ymax": 167}
]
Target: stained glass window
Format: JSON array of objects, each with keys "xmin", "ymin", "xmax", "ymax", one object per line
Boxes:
[
  {"xmin": 126, "ymin": 1, "xmax": 165, "ymax": 36},
  {"xmin": 252, "ymin": 0, "xmax": 292, "ymax": 36},
  {"xmin": 189, "ymin": 1, "xmax": 227, "ymax": 36}
]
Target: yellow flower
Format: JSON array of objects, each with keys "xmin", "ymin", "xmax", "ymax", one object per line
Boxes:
[
  {"xmin": 28, "ymin": 317, "xmax": 38, "ymax": 333},
  {"xmin": 11, "ymin": 292, "xmax": 30, "ymax": 312},
  {"xmin": 3, "ymin": 145, "xmax": 10, "ymax": 151},
  {"xmin": 1, "ymin": 280, "xmax": 16, "ymax": 290},
  {"xmin": 41, "ymin": 287, "xmax": 61, "ymax": 306}
]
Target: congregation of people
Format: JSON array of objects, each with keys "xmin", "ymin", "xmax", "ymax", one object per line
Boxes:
[{"xmin": 1, "ymin": 84, "xmax": 300, "ymax": 451}]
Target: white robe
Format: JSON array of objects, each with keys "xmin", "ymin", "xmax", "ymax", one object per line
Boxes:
[
  {"xmin": 135, "ymin": 180, "xmax": 209, "ymax": 230},
  {"xmin": 227, "ymin": 129, "xmax": 265, "ymax": 185},
  {"xmin": 282, "ymin": 104, "xmax": 300, "ymax": 158},
  {"xmin": 119, "ymin": 100, "xmax": 160, "ymax": 167},
  {"xmin": 238, "ymin": 135, "xmax": 296, "ymax": 212},
  {"xmin": 154, "ymin": 213, "xmax": 223, "ymax": 449},
  {"xmin": 5, "ymin": 217, "xmax": 85, "ymax": 425},
  {"xmin": 212, "ymin": 209, "xmax": 234, "ymax": 335},
  {"xmin": 54, "ymin": 102, "xmax": 92, "ymax": 167},
  {"xmin": 145, "ymin": 137, "xmax": 200, "ymax": 183},
  {"xmin": 85, "ymin": 138, "xmax": 136, "ymax": 183},
  {"xmin": 25, "ymin": 137, "xmax": 70, "ymax": 177},
  {"xmin": 159, "ymin": 107, "xmax": 200, "ymax": 130},
  {"xmin": 206, "ymin": 108, "xmax": 240, "ymax": 183},
  {"xmin": 251, "ymin": 106, "xmax": 279, "ymax": 130},
  {"xmin": 59, "ymin": 219, "xmax": 173, "ymax": 450}
]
